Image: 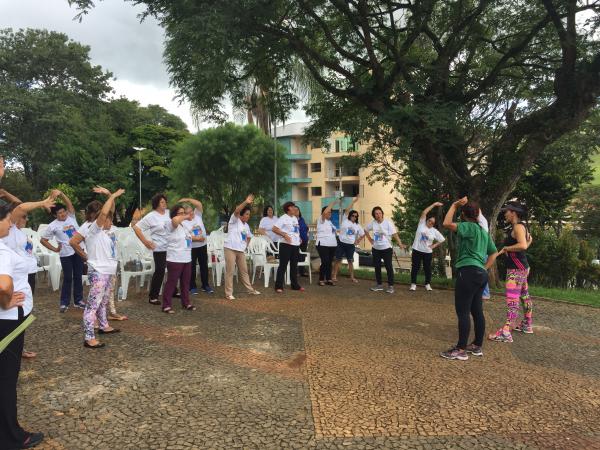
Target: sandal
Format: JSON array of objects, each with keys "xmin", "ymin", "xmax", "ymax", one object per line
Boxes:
[
  {"xmin": 225, "ymin": 295, "xmax": 236, "ymax": 300},
  {"xmin": 184, "ymin": 305, "xmax": 196, "ymax": 311},
  {"xmin": 22, "ymin": 350, "xmax": 37, "ymax": 359},
  {"xmin": 275, "ymin": 289, "xmax": 283, "ymax": 293},
  {"xmin": 351, "ymin": 278, "xmax": 359, "ymax": 284},
  {"xmin": 108, "ymin": 314, "xmax": 128, "ymax": 321},
  {"xmin": 162, "ymin": 307, "xmax": 175, "ymax": 314},
  {"xmin": 149, "ymin": 299, "xmax": 161, "ymax": 305},
  {"xmin": 84, "ymin": 341, "xmax": 105, "ymax": 349}
]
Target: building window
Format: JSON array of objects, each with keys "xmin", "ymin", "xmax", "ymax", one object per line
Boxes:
[
  {"xmin": 335, "ymin": 137, "xmax": 358, "ymax": 152},
  {"xmin": 311, "ymin": 163, "xmax": 321, "ymax": 173},
  {"xmin": 311, "ymin": 187, "xmax": 322, "ymax": 196}
]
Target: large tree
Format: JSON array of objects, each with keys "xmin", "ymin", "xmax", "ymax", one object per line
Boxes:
[
  {"xmin": 72, "ymin": 2, "xmax": 600, "ymax": 229},
  {"xmin": 170, "ymin": 123, "xmax": 289, "ymax": 217}
]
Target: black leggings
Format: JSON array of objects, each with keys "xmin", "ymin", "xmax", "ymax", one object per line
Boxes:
[
  {"xmin": 275, "ymin": 243, "xmax": 301, "ymax": 290},
  {"xmin": 455, "ymin": 266, "xmax": 488, "ymax": 349},
  {"xmin": 411, "ymin": 250, "xmax": 433, "ymax": 284},
  {"xmin": 190, "ymin": 246, "xmax": 210, "ymax": 289},
  {"xmin": 27, "ymin": 273, "xmax": 36, "ymax": 295},
  {"xmin": 372, "ymin": 247, "xmax": 394, "ymax": 286},
  {"xmin": 150, "ymin": 251, "xmax": 167, "ymax": 300},
  {"xmin": 317, "ymin": 245, "xmax": 336, "ymax": 281}
]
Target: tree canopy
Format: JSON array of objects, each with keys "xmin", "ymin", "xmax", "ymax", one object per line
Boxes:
[{"xmin": 170, "ymin": 123, "xmax": 289, "ymax": 217}]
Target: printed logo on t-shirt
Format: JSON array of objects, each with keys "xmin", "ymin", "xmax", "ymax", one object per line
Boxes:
[
  {"xmin": 63, "ymin": 225, "xmax": 76, "ymax": 238},
  {"xmin": 192, "ymin": 226, "xmax": 202, "ymax": 236},
  {"xmin": 108, "ymin": 232, "xmax": 117, "ymax": 258},
  {"xmin": 346, "ymin": 228, "xmax": 355, "ymax": 236},
  {"xmin": 420, "ymin": 232, "xmax": 429, "ymax": 243},
  {"xmin": 25, "ymin": 238, "xmax": 34, "ymax": 255},
  {"xmin": 241, "ymin": 231, "xmax": 247, "ymax": 242},
  {"xmin": 292, "ymin": 225, "xmax": 299, "ymax": 233},
  {"xmin": 374, "ymin": 232, "xmax": 383, "ymax": 241},
  {"xmin": 185, "ymin": 238, "xmax": 192, "ymax": 248}
]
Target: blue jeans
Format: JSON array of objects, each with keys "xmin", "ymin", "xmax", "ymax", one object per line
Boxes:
[{"xmin": 60, "ymin": 253, "xmax": 84, "ymax": 307}]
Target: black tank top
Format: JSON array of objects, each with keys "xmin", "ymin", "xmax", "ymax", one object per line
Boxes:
[{"xmin": 504, "ymin": 224, "xmax": 529, "ymax": 270}]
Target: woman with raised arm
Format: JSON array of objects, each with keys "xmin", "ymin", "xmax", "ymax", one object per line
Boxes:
[
  {"xmin": 180, "ymin": 198, "xmax": 214, "ymax": 295},
  {"xmin": 364, "ymin": 207, "xmax": 405, "ymax": 294},
  {"xmin": 223, "ymin": 195, "xmax": 261, "ymax": 300},
  {"xmin": 316, "ymin": 199, "xmax": 339, "ymax": 286},
  {"xmin": 440, "ymin": 197, "xmax": 499, "ymax": 361},
  {"xmin": 133, "ymin": 193, "xmax": 171, "ymax": 305},
  {"xmin": 258, "ymin": 205, "xmax": 280, "ymax": 243},
  {"xmin": 272, "ymin": 202, "xmax": 304, "ymax": 293},
  {"xmin": 0, "ymin": 202, "xmax": 45, "ymax": 448},
  {"xmin": 332, "ymin": 197, "xmax": 364, "ymax": 283},
  {"xmin": 409, "ymin": 202, "xmax": 446, "ymax": 292},
  {"xmin": 40, "ymin": 190, "xmax": 84, "ymax": 313},
  {"xmin": 79, "ymin": 189, "xmax": 125, "ymax": 348},
  {"xmin": 488, "ymin": 201, "xmax": 533, "ymax": 343}
]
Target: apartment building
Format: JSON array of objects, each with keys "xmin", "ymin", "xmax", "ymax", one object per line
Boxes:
[{"xmin": 275, "ymin": 122, "xmax": 398, "ymax": 231}]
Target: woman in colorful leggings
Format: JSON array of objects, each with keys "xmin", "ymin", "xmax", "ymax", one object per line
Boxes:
[{"xmin": 489, "ymin": 201, "xmax": 533, "ymax": 343}]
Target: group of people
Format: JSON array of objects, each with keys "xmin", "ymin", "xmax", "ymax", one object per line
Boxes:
[{"xmin": 0, "ymin": 148, "xmax": 535, "ymax": 448}]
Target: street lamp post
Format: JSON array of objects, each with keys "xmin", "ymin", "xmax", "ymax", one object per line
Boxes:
[{"xmin": 132, "ymin": 147, "xmax": 146, "ymax": 210}]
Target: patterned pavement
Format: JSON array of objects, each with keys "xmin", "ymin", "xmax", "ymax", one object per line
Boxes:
[{"xmin": 16, "ymin": 277, "xmax": 600, "ymax": 449}]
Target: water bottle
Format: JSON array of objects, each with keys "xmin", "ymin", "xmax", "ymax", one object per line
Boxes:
[{"xmin": 117, "ymin": 286, "xmax": 123, "ymax": 301}]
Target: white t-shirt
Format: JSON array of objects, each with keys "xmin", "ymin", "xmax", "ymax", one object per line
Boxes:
[
  {"xmin": 365, "ymin": 219, "xmax": 397, "ymax": 250},
  {"xmin": 3, "ymin": 225, "xmax": 38, "ymax": 274},
  {"xmin": 259, "ymin": 216, "xmax": 280, "ymax": 242},
  {"xmin": 79, "ymin": 222, "xmax": 118, "ymax": 275},
  {"xmin": 136, "ymin": 210, "xmax": 171, "ymax": 252},
  {"xmin": 164, "ymin": 221, "xmax": 192, "ymax": 263},
  {"xmin": 412, "ymin": 218, "xmax": 445, "ymax": 254},
  {"xmin": 274, "ymin": 214, "xmax": 300, "ymax": 246},
  {"xmin": 316, "ymin": 217, "xmax": 337, "ymax": 247},
  {"xmin": 224, "ymin": 214, "xmax": 253, "ymax": 252},
  {"xmin": 0, "ymin": 241, "xmax": 33, "ymax": 320},
  {"xmin": 478, "ymin": 213, "xmax": 489, "ymax": 232},
  {"xmin": 182, "ymin": 210, "xmax": 207, "ymax": 248},
  {"xmin": 339, "ymin": 219, "xmax": 365, "ymax": 245},
  {"xmin": 42, "ymin": 213, "xmax": 79, "ymax": 257}
]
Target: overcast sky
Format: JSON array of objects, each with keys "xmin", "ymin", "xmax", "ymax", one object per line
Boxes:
[{"xmin": 0, "ymin": 0, "xmax": 306, "ymax": 132}]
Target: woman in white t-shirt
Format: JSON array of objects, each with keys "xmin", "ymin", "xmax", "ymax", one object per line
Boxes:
[
  {"xmin": 161, "ymin": 203, "xmax": 197, "ymax": 313},
  {"xmin": 410, "ymin": 202, "xmax": 445, "ymax": 292},
  {"xmin": 223, "ymin": 194, "xmax": 261, "ymax": 300},
  {"xmin": 272, "ymin": 202, "xmax": 304, "ymax": 293},
  {"xmin": 364, "ymin": 206, "xmax": 406, "ymax": 294},
  {"xmin": 79, "ymin": 189, "xmax": 125, "ymax": 348},
  {"xmin": 133, "ymin": 193, "xmax": 171, "ymax": 305},
  {"xmin": 332, "ymin": 197, "xmax": 364, "ymax": 283},
  {"xmin": 316, "ymin": 200, "xmax": 339, "ymax": 286},
  {"xmin": 40, "ymin": 190, "xmax": 84, "ymax": 312},
  {"xmin": 258, "ymin": 205, "xmax": 280, "ymax": 243},
  {"xmin": 180, "ymin": 198, "xmax": 214, "ymax": 295},
  {"xmin": 0, "ymin": 201, "xmax": 44, "ymax": 449}
]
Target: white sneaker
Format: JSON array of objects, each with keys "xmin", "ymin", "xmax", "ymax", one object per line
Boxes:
[
  {"xmin": 409, "ymin": 284, "xmax": 416, "ymax": 291},
  {"xmin": 425, "ymin": 284, "xmax": 433, "ymax": 291},
  {"xmin": 225, "ymin": 295, "xmax": 236, "ymax": 300},
  {"xmin": 247, "ymin": 290, "xmax": 261, "ymax": 295}
]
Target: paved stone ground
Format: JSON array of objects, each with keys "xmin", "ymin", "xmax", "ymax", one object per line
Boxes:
[{"xmin": 15, "ymin": 275, "xmax": 600, "ymax": 450}]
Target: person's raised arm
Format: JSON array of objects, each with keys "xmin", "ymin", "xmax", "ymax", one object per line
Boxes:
[
  {"xmin": 57, "ymin": 190, "xmax": 75, "ymax": 215},
  {"xmin": 321, "ymin": 199, "xmax": 339, "ymax": 220},
  {"xmin": 420, "ymin": 201, "xmax": 443, "ymax": 220},
  {"xmin": 179, "ymin": 198, "xmax": 203, "ymax": 214},
  {"xmin": 233, "ymin": 194, "xmax": 254, "ymax": 218},
  {"xmin": 12, "ymin": 195, "xmax": 56, "ymax": 222},
  {"xmin": 443, "ymin": 197, "xmax": 467, "ymax": 233},
  {"xmin": 96, "ymin": 189, "xmax": 125, "ymax": 227},
  {"xmin": 0, "ymin": 188, "xmax": 21, "ymax": 205},
  {"xmin": 343, "ymin": 197, "xmax": 358, "ymax": 216}
]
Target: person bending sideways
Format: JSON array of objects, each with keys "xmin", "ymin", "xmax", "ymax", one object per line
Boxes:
[
  {"xmin": 364, "ymin": 207, "xmax": 405, "ymax": 294},
  {"xmin": 223, "ymin": 195, "xmax": 261, "ymax": 300},
  {"xmin": 409, "ymin": 202, "xmax": 446, "ymax": 291},
  {"xmin": 40, "ymin": 190, "xmax": 84, "ymax": 313},
  {"xmin": 332, "ymin": 197, "xmax": 364, "ymax": 283},
  {"xmin": 78, "ymin": 189, "xmax": 125, "ymax": 348},
  {"xmin": 440, "ymin": 197, "xmax": 499, "ymax": 361},
  {"xmin": 272, "ymin": 203, "xmax": 304, "ymax": 294}
]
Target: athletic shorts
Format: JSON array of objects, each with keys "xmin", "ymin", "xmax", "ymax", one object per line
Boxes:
[{"xmin": 335, "ymin": 242, "xmax": 355, "ymax": 261}]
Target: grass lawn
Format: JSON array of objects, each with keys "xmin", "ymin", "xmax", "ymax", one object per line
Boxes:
[
  {"xmin": 592, "ymin": 152, "xmax": 600, "ymax": 185},
  {"xmin": 341, "ymin": 267, "xmax": 600, "ymax": 307}
]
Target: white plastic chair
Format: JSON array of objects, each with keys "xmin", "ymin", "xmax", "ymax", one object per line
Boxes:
[{"xmin": 117, "ymin": 236, "xmax": 154, "ymax": 300}]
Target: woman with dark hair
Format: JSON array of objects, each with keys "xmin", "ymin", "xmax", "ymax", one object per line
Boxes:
[
  {"xmin": 489, "ymin": 201, "xmax": 533, "ymax": 342},
  {"xmin": 258, "ymin": 205, "xmax": 280, "ymax": 243},
  {"xmin": 40, "ymin": 190, "xmax": 84, "ymax": 313},
  {"xmin": 223, "ymin": 195, "xmax": 261, "ymax": 300},
  {"xmin": 133, "ymin": 193, "xmax": 171, "ymax": 305},
  {"xmin": 0, "ymin": 202, "xmax": 45, "ymax": 449},
  {"xmin": 441, "ymin": 197, "xmax": 499, "ymax": 361},
  {"xmin": 409, "ymin": 202, "xmax": 445, "ymax": 291},
  {"xmin": 294, "ymin": 207, "xmax": 310, "ymax": 277},
  {"xmin": 332, "ymin": 197, "xmax": 363, "ymax": 283},
  {"xmin": 316, "ymin": 200, "xmax": 339, "ymax": 286},
  {"xmin": 272, "ymin": 202, "xmax": 304, "ymax": 293},
  {"xmin": 180, "ymin": 198, "xmax": 214, "ymax": 295},
  {"xmin": 365, "ymin": 206, "xmax": 405, "ymax": 294},
  {"xmin": 161, "ymin": 203, "xmax": 196, "ymax": 313}
]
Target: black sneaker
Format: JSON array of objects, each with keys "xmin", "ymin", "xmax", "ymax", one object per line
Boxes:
[
  {"xmin": 59, "ymin": 305, "xmax": 68, "ymax": 313},
  {"xmin": 22, "ymin": 432, "xmax": 44, "ymax": 448}
]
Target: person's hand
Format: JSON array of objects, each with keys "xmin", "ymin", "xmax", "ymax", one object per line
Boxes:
[
  {"xmin": 7, "ymin": 292, "xmax": 25, "ymax": 309},
  {"xmin": 399, "ymin": 243, "xmax": 407, "ymax": 250},
  {"xmin": 55, "ymin": 243, "xmax": 62, "ymax": 253},
  {"xmin": 42, "ymin": 196, "xmax": 56, "ymax": 210},
  {"xmin": 433, "ymin": 202, "xmax": 444, "ymax": 207},
  {"xmin": 197, "ymin": 236, "xmax": 205, "ymax": 242},
  {"xmin": 245, "ymin": 194, "xmax": 254, "ymax": 204},
  {"xmin": 51, "ymin": 189, "xmax": 62, "ymax": 199},
  {"xmin": 112, "ymin": 188, "xmax": 125, "ymax": 198},
  {"xmin": 455, "ymin": 196, "xmax": 468, "ymax": 207},
  {"xmin": 498, "ymin": 247, "xmax": 506, "ymax": 255},
  {"xmin": 93, "ymin": 186, "xmax": 111, "ymax": 196},
  {"xmin": 144, "ymin": 240, "xmax": 156, "ymax": 251},
  {"xmin": 283, "ymin": 234, "xmax": 292, "ymax": 244}
]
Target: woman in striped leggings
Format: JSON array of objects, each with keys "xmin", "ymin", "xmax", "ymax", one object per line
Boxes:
[{"xmin": 489, "ymin": 201, "xmax": 533, "ymax": 343}]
